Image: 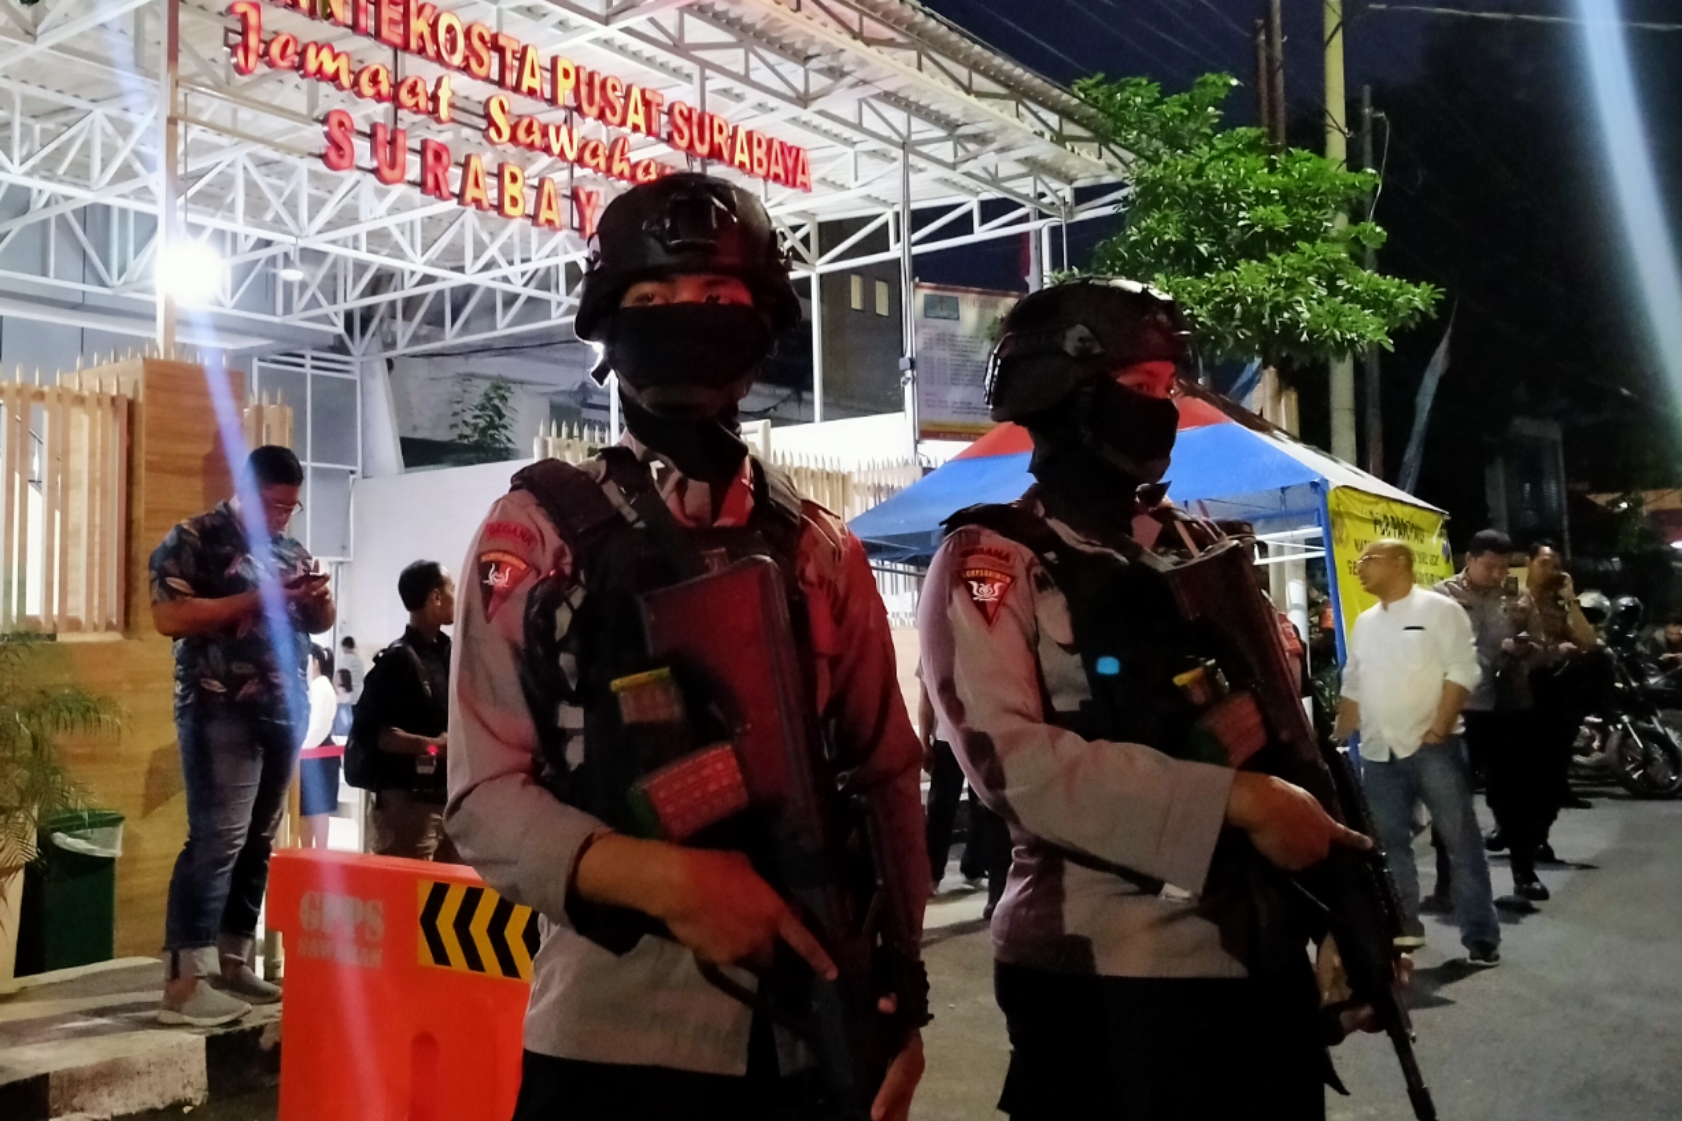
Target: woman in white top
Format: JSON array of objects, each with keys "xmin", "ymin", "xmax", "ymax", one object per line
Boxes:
[{"xmin": 298, "ymin": 644, "xmax": 342, "ymax": 849}]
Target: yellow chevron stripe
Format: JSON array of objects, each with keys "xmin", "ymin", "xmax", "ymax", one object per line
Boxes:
[
  {"xmin": 469, "ymin": 888, "xmax": 500, "ymax": 976},
  {"xmin": 416, "ymin": 881, "xmax": 436, "ymax": 969},
  {"xmin": 436, "ymin": 883, "xmax": 469, "ymax": 971},
  {"xmin": 507, "ymin": 904, "xmax": 535, "ymax": 981}
]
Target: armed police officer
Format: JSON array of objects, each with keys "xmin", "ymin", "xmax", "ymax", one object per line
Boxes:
[
  {"xmin": 447, "ymin": 174, "xmax": 928, "ymax": 1121},
  {"xmin": 919, "ymin": 279, "xmax": 1374, "ymax": 1120}
]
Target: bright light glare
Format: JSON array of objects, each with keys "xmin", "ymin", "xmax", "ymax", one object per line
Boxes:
[
  {"xmin": 278, "ymin": 265, "xmax": 307, "ymax": 283},
  {"xmin": 156, "ymin": 241, "xmax": 224, "ymax": 304},
  {"xmin": 1576, "ymin": 0, "xmax": 1682, "ymax": 401},
  {"xmin": 1670, "ymin": 540, "xmax": 1682, "ymax": 552}
]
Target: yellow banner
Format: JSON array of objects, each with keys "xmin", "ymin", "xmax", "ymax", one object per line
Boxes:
[{"xmin": 1326, "ymin": 487, "xmax": 1453, "ymax": 640}]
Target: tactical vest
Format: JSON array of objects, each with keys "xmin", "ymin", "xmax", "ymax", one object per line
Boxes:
[
  {"xmin": 509, "ymin": 446, "xmax": 814, "ymax": 838},
  {"xmin": 943, "ymin": 500, "xmax": 1322, "ymax": 983},
  {"xmin": 944, "ymin": 501, "xmax": 1215, "ymax": 764}
]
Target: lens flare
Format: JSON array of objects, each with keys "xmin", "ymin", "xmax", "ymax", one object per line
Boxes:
[{"xmin": 1575, "ymin": 0, "xmax": 1682, "ymax": 400}]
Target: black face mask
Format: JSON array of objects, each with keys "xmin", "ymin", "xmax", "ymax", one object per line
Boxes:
[
  {"xmin": 1085, "ymin": 377, "xmax": 1179, "ymax": 480},
  {"xmin": 604, "ymin": 303, "xmax": 771, "ymax": 418},
  {"xmin": 1027, "ymin": 378, "xmax": 1179, "ymax": 521}
]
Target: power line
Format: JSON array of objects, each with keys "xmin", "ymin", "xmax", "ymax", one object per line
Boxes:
[{"xmin": 1366, "ymin": 4, "xmax": 1682, "ymax": 31}]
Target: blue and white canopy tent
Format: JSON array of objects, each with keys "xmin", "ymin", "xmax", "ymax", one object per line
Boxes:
[{"xmin": 850, "ymin": 386, "xmax": 1447, "ymax": 660}]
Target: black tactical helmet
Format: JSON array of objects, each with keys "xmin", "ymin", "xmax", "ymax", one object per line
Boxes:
[
  {"xmin": 574, "ymin": 173, "xmax": 802, "ymax": 346},
  {"xmin": 986, "ymin": 278, "xmax": 1192, "ymax": 423}
]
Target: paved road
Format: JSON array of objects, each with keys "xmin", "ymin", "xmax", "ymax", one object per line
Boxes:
[
  {"xmin": 144, "ymin": 789, "xmax": 1680, "ymax": 1121},
  {"xmin": 914, "ymin": 787, "xmax": 1682, "ymax": 1121}
]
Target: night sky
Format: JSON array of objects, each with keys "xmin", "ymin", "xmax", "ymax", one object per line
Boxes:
[
  {"xmin": 906, "ymin": 0, "xmax": 1682, "ymax": 558},
  {"xmin": 919, "ymin": 0, "xmax": 1429, "ymax": 115}
]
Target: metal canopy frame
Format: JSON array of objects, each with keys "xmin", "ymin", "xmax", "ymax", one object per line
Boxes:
[{"xmin": 0, "ymin": 0, "xmax": 1128, "ymax": 359}]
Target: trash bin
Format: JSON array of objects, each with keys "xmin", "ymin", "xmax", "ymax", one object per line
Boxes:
[{"xmin": 16, "ymin": 809, "xmax": 124, "ymax": 976}]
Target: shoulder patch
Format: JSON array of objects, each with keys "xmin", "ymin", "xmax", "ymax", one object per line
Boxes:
[
  {"xmin": 958, "ymin": 560, "xmax": 1015, "ymax": 627},
  {"xmin": 478, "ymin": 549, "xmax": 532, "ymax": 621},
  {"xmin": 483, "ymin": 519, "xmax": 538, "ymax": 549}
]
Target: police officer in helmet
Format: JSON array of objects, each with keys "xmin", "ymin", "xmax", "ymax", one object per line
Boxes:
[
  {"xmin": 919, "ymin": 278, "xmax": 1370, "ymax": 1119},
  {"xmin": 447, "ymin": 173, "xmax": 928, "ymax": 1120}
]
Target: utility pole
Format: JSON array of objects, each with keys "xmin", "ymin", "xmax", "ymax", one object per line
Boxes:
[
  {"xmin": 1360, "ymin": 85, "xmax": 1384, "ymax": 478},
  {"xmin": 1255, "ymin": 20, "xmax": 1272, "ymax": 139},
  {"xmin": 1267, "ymin": 0, "xmax": 1286, "ymax": 147},
  {"xmin": 1324, "ymin": 0, "xmax": 1356, "ymax": 463}
]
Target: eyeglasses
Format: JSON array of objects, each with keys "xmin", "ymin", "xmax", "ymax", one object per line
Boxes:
[{"xmin": 263, "ymin": 499, "xmax": 303, "ymax": 517}]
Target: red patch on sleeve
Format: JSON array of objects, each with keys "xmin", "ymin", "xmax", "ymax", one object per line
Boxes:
[
  {"xmin": 960, "ymin": 566, "xmax": 1015, "ymax": 627},
  {"xmin": 478, "ymin": 550, "xmax": 532, "ymax": 621},
  {"xmin": 484, "ymin": 520, "xmax": 538, "ymax": 549}
]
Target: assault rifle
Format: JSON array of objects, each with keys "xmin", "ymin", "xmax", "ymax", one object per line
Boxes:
[
  {"xmin": 629, "ymin": 556, "xmax": 924, "ymax": 1120},
  {"xmin": 1156, "ymin": 538, "xmax": 1438, "ymax": 1121}
]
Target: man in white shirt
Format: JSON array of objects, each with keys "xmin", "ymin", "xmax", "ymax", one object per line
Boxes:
[{"xmin": 1335, "ymin": 539, "xmax": 1502, "ymax": 967}]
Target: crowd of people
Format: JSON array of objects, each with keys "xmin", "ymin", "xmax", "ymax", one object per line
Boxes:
[{"xmin": 138, "ymin": 172, "xmax": 1640, "ymax": 1120}]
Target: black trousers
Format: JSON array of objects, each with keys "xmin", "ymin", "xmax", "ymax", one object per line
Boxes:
[
  {"xmin": 926, "ymin": 740, "xmax": 1011, "ymax": 909},
  {"xmin": 1465, "ymin": 709, "xmax": 1549, "ymax": 878},
  {"xmin": 994, "ymin": 964, "xmax": 1326, "ymax": 1120},
  {"xmin": 510, "ymin": 1049, "xmax": 795, "ymax": 1121}
]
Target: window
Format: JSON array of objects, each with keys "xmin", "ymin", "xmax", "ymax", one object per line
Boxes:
[
  {"xmin": 923, "ymin": 293, "xmax": 960, "ymax": 321},
  {"xmin": 849, "ymin": 274, "xmax": 864, "ymax": 311},
  {"xmin": 874, "ymin": 279, "xmax": 891, "ymax": 317}
]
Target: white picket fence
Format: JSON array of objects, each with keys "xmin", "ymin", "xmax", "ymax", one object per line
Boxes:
[
  {"xmin": 532, "ymin": 422, "xmax": 924, "ymax": 523},
  {"xmin": 0, "ymin": 368, "xmax": 131, "ymax": 634}
]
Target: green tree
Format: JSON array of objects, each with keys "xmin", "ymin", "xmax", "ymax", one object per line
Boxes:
[
  {"xmin": 451, "ymin": 377, "xmax": 517, "ymax": 458},
  {"xmin": 1076, "ymin": 73, "xmax": 1439, "ymax": 366}
]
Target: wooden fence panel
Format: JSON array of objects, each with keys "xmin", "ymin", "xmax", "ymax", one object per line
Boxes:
[{"xmin": 0, "ymin": 372, "xmax": 132, "ymax": 634}]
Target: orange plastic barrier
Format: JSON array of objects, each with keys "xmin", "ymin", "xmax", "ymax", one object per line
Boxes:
[{"xmin": 269, "ymin": 849, "xmax": 535, "ymax": 1121}]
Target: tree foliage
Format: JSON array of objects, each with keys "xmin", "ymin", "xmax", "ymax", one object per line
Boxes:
[
  {"xmin": 1076, "ymin": 72, "xmax": 1440, "ymax": 366},
  {"xmin": 451, "ymin": 377, "xmax": 517, "ymax": 457}
]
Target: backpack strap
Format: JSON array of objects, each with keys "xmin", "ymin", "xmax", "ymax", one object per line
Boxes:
[
  {"xmin": 943, "ymin": 501, "xmax": 1067, "ymax": 562},
  {"xmin": 510, "ymin": 457, "xmax": 627, "ymax": 572}
]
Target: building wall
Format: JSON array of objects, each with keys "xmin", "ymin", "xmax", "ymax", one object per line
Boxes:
[
  {"xmin": 339, "ymin": 459, "xmax": 531, "ymax": 653},
  {"xmin": 25, "ymin": 359, "xmax": 245, "ymax": 957}
]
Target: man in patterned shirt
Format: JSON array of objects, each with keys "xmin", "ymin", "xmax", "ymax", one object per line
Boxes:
[
  {"xmin": 447, "ymin": 175, "xmax": 927, "ymax": 1121},
  {"xmin": 150, "ymin": 445, "xmax": 334, "ymax": 1025}
]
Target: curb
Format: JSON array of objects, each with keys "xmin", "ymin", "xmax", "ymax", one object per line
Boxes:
[{"xmin": 0, "ymin": 1010, "xmax": 279, "ymax": 1121}]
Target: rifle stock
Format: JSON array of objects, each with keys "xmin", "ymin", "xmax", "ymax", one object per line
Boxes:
[{"xmin": 1158, "ymin": 540, "xmax": 1439, "ymax": 1121}]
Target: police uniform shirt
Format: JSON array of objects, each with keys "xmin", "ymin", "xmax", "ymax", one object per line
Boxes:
[
  {"xmin": 445, "ymin": 440, "xmax": 928, "ymax": 1075},
  {"xmin": 919, "ymin": 494, "xmax": 1244, "ymax": 980}
]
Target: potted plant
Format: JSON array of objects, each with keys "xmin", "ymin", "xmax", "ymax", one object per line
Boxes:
[{"xmin": 0, "ymin": 636, "xmax": 118, "ymax": 992}]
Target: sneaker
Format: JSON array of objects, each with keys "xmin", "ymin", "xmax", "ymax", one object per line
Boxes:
[
  {"xmin": 1466, "ymin": 943, "xmax": 1501, "ymax": 968},
  {"xmin": 1394, "ymin": 918, "xmax": 1427, "ymax": 951},
  {"xmin": 1418, "ymin": 893, "xmax": 1453, "ymax": 915},
  {"xmin": 158, "ymin": 981, "xmax": 251, "ymax": 1027},
  {"xmin": 212, "ymin": 961, "xmax": 282, "ymax": 1004},
  {"xmin": 1484, "ymin": 828, "xmax": 1506, "ymax": 853},
  {"xmin": 1514, "ymin": 876, "xmax": 1550, "ymax": 902}
]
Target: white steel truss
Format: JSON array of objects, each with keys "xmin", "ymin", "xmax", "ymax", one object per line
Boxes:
[{"xmin": 0, "ymin": 0, "xmax": 1128, "ymax": 356}]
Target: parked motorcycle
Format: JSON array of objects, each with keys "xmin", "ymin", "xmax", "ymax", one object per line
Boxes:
[{"xmin": 1571, "ymin": 596, "xmax": 1682, "ymax": 799}]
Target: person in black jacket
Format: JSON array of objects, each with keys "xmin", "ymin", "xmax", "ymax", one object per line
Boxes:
[{"xmin": 351, "ymin": 560, "xmax": 459, "ymax": 862}]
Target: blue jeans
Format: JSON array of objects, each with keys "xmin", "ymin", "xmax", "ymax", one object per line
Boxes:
[
  {"xmin": 164, "ymin": 706, "xmax": 297, "ymax": 966},
  {"xmin": 1360, "ymin": 738, "xmax": 1501, "ymax": 951}
]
